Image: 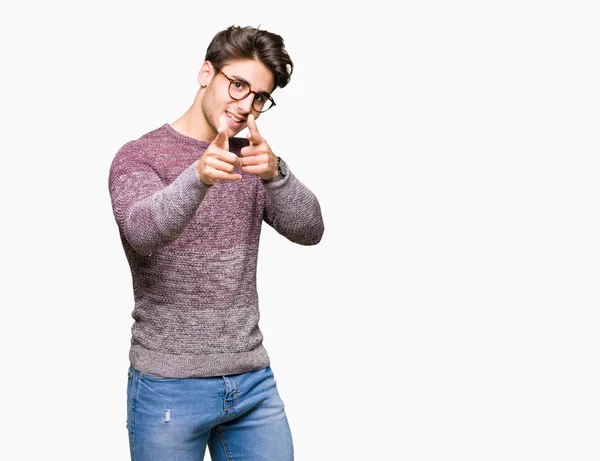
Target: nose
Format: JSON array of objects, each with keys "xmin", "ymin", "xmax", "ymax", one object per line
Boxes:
[{"xmin": 237, "ymin": 93, "xmax": 255, "ymax": 114}]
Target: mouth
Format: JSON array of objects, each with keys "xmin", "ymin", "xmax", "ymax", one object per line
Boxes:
[{"xmin": 225, "ymin": 111, "xmax": 245, "ymax": 127}]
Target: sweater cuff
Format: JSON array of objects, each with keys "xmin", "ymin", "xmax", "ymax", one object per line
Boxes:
[
  {"xmin": 262, "ymin": 170, "xmax": 291, "ymax": 190},
  {"xmin": 262, "ymin": 173, "xmax": 284, "ymax": 184},
  {"xmin": 182, "ymin": 161, "xmax": 212, "ymax": 199},
  {"xmin": 192, "ymin": 160, "xmax": 214, "ymax": 188}
]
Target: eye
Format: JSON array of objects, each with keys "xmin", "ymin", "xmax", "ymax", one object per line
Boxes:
[
  {"xmin": 232, "ymin": 80, "xmax": 248, "ymax": 92},
  {"xmin": 254, "ymin": 93, "xmax": 267, "ymax": 103}
]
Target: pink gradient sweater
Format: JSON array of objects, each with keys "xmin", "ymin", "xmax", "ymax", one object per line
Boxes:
[{"xmin": 108, "ymin": 123, "xmax": 324, "ymax": 378}]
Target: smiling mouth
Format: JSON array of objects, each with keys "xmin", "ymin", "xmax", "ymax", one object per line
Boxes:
[{"xmin": 226, "ymin": 111, "xmax": 245, "ymax": 124}]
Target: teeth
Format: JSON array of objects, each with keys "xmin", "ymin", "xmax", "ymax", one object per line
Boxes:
[{"xmin": 227, "ymin": 112, "xmax": 242, "ymax": 123}]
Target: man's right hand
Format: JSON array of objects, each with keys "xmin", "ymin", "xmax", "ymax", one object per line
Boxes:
[{"xmin": 196, "ymin": 116, "xmax": 242, "ymax": 185}]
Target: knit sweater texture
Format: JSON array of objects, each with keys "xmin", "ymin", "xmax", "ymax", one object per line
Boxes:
[{"xmin": 108, "ymin": 123, "xmax": 324, "ymax": 378}]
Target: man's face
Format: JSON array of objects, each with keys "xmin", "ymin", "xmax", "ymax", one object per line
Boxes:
[{"xmin": 200, "ymin": 58, "xmax": 275, "ymax": 139}]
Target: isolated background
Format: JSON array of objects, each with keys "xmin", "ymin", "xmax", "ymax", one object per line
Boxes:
[{"xmin": 2, "ymin": 0, "xmax": 599, "ymax": 459}]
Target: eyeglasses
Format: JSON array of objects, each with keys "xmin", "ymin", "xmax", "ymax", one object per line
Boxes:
[{"xmin": 215, "ymin": 67, "xmax": 276, "ymax": 113}]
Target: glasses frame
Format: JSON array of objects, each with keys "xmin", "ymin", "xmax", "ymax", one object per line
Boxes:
[{"xmin": 214, "ymin": 66, "xmax": 276, "ymax": 113}]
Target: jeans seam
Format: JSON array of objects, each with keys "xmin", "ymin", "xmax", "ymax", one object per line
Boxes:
[
  {"xmin": 232, "ymin": 376, "xmax": 239, "ymax": 408},
  {"xmin": 214, "ymin": 426, "xmax": 232, "ymax": 461},
  {"xmin": 130, "ymin": 371, "xmax": 140, "ymax": 456}
]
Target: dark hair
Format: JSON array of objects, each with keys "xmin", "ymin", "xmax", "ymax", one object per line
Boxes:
[{"xmin": 205, "ymin": 25, "xmax": 293, "ymax": 91}]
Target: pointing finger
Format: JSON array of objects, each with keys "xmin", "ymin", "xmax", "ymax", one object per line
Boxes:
[
  {"xmin": 213, "ymin": 115, "xmax": 229, "ymax": 150},
  {"xmin": 246, "ymin": 114, "xmax": 263, "ymax": 145}
]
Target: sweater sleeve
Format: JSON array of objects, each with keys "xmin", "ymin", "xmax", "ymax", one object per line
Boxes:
[
  {"xmin": 262, "ymin": 171, "xmax": 324, "ymax": 245},
  {"xmin": 108, "ymin": 144, "xmax": 210, "ymax": 256}
]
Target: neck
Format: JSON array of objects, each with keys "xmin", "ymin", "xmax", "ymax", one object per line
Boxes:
[{"xmin": 171, "ymin": 92, "xmax": 216, "ymax": 143}]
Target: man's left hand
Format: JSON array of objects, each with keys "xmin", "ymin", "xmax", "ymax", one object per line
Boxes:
[{"xmin": 240, "ymin": 114, "xmax": 279, "ymax": 181}]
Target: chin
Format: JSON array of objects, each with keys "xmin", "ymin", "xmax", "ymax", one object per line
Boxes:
[{"xmin": 231, "ymin": 127, "xmax": 246, "ymax": 138}]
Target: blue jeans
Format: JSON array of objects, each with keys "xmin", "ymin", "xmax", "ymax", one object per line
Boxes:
[{"xmin": 126, "ymin": 365, "xmax": 294, "ymax": 460}]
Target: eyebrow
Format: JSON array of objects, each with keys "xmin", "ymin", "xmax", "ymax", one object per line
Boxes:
[{"xmin": 230, "ymin": 74, "xmax": 271, "ymax": 97}]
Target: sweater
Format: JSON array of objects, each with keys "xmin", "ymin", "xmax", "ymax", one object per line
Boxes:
[{"xmin": 108, "ymin": 123, "xmax": 324, "ymax": 378}]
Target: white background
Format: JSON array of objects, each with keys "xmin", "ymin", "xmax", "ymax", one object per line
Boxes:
[{"xmin": 2, "ymin": 0, "xmax": 599, "ymax": 460}]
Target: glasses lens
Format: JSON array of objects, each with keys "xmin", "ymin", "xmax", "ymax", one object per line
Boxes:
[
  {"xmin": 229, "ymin": 80, "xmax": 250, "ymax": 99},
  {"xmin": 255, "ymin": 98, "xmax": 274, "ymax": 113}
]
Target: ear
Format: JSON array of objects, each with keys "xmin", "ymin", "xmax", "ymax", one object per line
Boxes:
[{"xmin": 198, "ymin": 61, "xmax": 214, "ymax": 88}]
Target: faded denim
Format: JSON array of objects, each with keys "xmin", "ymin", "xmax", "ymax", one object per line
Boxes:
[{"xmin": 126, "ymin": 365, "xmax": 294, "ymax": 460}]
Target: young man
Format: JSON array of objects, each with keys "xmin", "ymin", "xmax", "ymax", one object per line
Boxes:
[{"xmin": 108, "ymin": 25, "xmax": 324, "ymax": 461}]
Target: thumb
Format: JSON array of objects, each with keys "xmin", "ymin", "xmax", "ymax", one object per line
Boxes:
[{"xmin": 213, "ymin": 115, "xmax": 229, "ymax": 150}]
